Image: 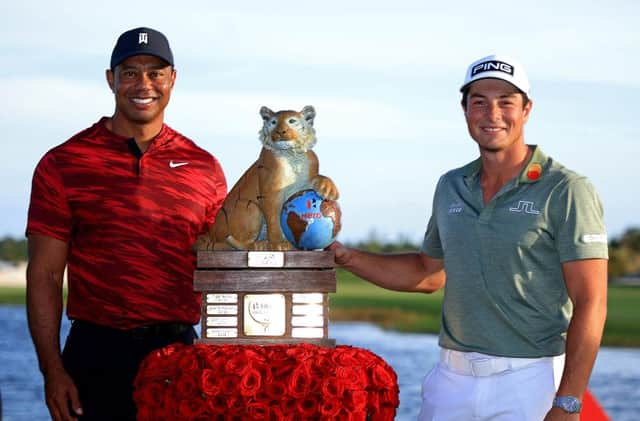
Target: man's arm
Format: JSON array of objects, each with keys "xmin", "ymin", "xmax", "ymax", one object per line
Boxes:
[
  {"xmin": 545, "ymin": 258, "xmax": 608, "ymax": 420},
  {"xmin": 329, "ymin": 241, "xmax": 445, "ymax": 293},
  {"xmin": 26, "ymin": 234, "xmax": 83, "ymax": 421}
]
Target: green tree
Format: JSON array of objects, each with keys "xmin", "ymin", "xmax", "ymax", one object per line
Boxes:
[{"xmin": 0, "ymin": 236, "xmax": 27, "ymax": 263}]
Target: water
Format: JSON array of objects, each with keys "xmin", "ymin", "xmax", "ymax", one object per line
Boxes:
[{"xmin": 1, "ymin": 305, "xmax": 638, "ymax": 420}]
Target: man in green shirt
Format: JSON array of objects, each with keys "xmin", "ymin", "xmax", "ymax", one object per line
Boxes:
[{"xmin": 330, "ymin": 54, "xmax": 608, "ymax": 420}]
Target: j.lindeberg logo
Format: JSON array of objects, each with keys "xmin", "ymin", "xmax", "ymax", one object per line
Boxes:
[
  {"xmin": 509, "ymin": 200, "xmax": 540, "ymax": 215},
  {"xmin": 138, "ymin": 32, "xmax": 148, "ymax": 44},
  {"xmin": 471, "ymin": 60, "xmax": 514, "ymax": 77},
  {"xmin": 169, "ymin": 160, "xmax": 189, "ymax": 168}
]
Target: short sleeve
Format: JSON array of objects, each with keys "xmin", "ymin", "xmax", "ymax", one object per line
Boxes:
[
  {"xmin": 553, "ymin": 177, "xmax": 608, "ymax": 262},
  {"xmin": 421, "ymin": 176, "xmax": 444, "ymax": 258},
  {"xmin": 26, "ymin": 152, "xmax": 72, "ymax": 241}
]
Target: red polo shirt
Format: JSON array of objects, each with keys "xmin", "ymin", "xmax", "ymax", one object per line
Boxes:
[{"xmin": 27, "ymin": 118, "xmax": 227, "ymax": 329}]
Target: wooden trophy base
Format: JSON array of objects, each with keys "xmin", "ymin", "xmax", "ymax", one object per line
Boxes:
[{"xmin": 194, "ymin": 250, "xmax": 336, "ymax": 347}]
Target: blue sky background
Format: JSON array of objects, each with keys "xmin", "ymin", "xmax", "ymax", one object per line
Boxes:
[{"xmin": 2, "ymin": 1, "xmax": 638, "ymax": 244}]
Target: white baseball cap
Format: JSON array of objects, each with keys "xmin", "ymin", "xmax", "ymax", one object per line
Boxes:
[{"xmin": 460, "ymin": 54, "xmax": 530, "ymax": 95}]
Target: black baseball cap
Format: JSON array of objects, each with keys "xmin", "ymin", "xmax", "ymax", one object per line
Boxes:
[{"xmin": 110, "ymin": 27, "xmax": 174, "ymax": 70}]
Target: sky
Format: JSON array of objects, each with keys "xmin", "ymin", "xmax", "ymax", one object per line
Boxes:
[{"xmin": 1, "ymin": 1, "xmax": 639, "ymax": 244}]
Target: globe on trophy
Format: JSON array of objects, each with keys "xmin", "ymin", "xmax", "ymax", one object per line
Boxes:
[{"xmin": 280, "ymin": 189, "xmax": 342, "ymax": 251}]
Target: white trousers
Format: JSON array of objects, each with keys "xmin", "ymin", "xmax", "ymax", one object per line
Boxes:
[{"xmin": 417, "ymin": 349, "xmax": 565, "ymax": 421}]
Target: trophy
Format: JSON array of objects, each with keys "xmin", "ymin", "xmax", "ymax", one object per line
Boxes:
[{"xmin": 195, "ymin": 106, "xmax": 340, "ymax": 347}]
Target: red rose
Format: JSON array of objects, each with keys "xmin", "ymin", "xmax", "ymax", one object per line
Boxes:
[
  {"xmin": 347, "ymin": 410, "xmax": 368, "ymax": 421},
  {"xmin": 286, "ymin": 342, "xmax": 318, "ymax": 360},
  {"xmin": 269, "ymin": 405, "xmax": 285, "ymax": 420},
  {"xmin": 205, "ymin": 395, "xmax": 228, "ymax": 416},
  {"xmin": 200, "ymin": 368, "xmax": 219, "ymax": 396},
  {"xmin": 346, "ymin": 390, "xmax": 369, "ymax": 412},
  {"xmin": 239, "ymin": 367, "xmax": 262, "ymax": 397},
  {"xmin": 379, "ymin": 388, "xmax": 400, "ymax": 407},
  {"xmin": 370, "ymin": 362, "xmax": 397, "ymax": 388},
  {"xmin": 335, "ymin": 366, "xmax": 367, "ymax": 390},
  {"xmin": 133, "ymin": 379, "xmax": 165, "ymax": 406},
  {"xmin": 264, "ymin": 377, "xmax": 287, "ymax": 400},
  {"xmin": 321, "ymin": 376, "xmax": 345, "ymax": 398},
  {"xmin": 224, "ymin": 351, "xmax": 250, "ymax": 374},
  {"xmin": 247, "ymin": 402, "xmax": 271, "ymax": 420},
  {"xmin": 176, "ymin": 397, "xmax": 208, "ymax": 419},
  {"xmin": 226, "ymin": 396, "xmax": 245, "ymax": 416},
  {"xmin": 296, "ymin": 395, "xmax": 319, "ymax": 418},
  {"xmin": 368, "ymin": 390, "xmax": 381, "ymax": 411},
  {"xmin": 173, "ymin": 374, "xmax": 199, "ymax": 399},
  {"xmin": 331, "ymin": 346, "xmax": 360, "ymax": 367},
  {"xmin": 176, "ymin": 352, "xmax": 199, "ymax": 374},
  {"xmin": 287, "ymin": 366, "xmax": 312, "ymax": 398},
  {"xmin": 319, "ymin": 398, "xmax": 342, "ymax": 417},
  {"xmin": 280, "ymin": 397, "xmax": 298, "ymax": 414}
]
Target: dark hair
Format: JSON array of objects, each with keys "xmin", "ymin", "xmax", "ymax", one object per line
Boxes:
[{"xmin": 461, "ymin": 87, "xmax": 530, "ymax": 109}]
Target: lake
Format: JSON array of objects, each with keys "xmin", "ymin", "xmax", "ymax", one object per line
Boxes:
[{"xmin": 1, "ymin": 305, "xmax": 638, "ymax": 420}]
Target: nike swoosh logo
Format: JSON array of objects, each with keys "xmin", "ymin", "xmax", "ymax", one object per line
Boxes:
[{"xmin": 169, "ymin": 160, "xmax": 189, "ymax": 168}]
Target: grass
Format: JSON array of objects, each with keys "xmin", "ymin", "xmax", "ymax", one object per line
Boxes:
[
  {"xmin": 0, "ymin": 286, "xmax": 27, "ymax": 305},
  {"xmin": 601, "ymin": 284, "xmax": 640, "ymax": 347},
  {"xmin": 330, "ymin": 269, "xmax": 443, "ymax": 333},
  {"xmin": 2, "ymin": 270, "xmax": 638, "ymax": 347}
]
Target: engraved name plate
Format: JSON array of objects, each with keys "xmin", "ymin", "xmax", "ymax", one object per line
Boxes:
[
  {"xmin": 292, "ymin": 304, "xmax": 323, "ymax": 316},
  {"xmin": 206, "ymin": 316, "xmax": 238, "ymax": 327},
  {"xmin": 206, "ymin": 293, "xmax": 238, "ymax": 304},
  {"xmin": 206, "ymin": 305, "xmax": 238, "ymax": 315},
  {"xmin": 248, "ymin": 251, "xmax": 284, "ymax": 268},
  {"xmin": 206, "ymin": 328, "xmax": 238, "ymax": 338},
  {"xmin": 243, "ymin": 294, "xmax": 286, "ymax": 336},
  {"xmin": 292, "ymin": 293, "xmax": 323, "ymax": 304},
  {"xmin": 291, "ymin": 315, "xmax": 324, "ymax": 327},
  {"xmin": 291, "ymin": 327, "xmax": 324, "ymax": 338}
]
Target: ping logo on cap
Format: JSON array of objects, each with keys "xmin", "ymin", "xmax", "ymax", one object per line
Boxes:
[
  {"xmin": 471, "ymin": 60, "xmax": 514, "ymax": 77},
  {"xmin": 138, "ymin": 32, "xmax": 148, "ymax": 44}
]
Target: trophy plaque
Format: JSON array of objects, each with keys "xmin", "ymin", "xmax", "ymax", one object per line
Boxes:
[{"xmin": 194, "ymin": 250, "xmax": 336, "ymax": 347}]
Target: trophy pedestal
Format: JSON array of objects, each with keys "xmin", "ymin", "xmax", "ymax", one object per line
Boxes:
[{"xmin": 194, "ymin": 251, "xmax": 336, "ymax": 347}]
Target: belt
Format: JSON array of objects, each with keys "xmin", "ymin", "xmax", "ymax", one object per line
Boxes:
[
  {"xmin": 72, "ymin": 320, "xmax": 192, "ymax": 340},
  {"xmin": 440, "ymin": 349, "xmax": 547, "ymax": 377}
]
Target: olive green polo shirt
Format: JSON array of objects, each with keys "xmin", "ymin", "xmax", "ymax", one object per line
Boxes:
[{"xmin": 421, "ymin": 145, "xmax": 608, "ymax": 357}]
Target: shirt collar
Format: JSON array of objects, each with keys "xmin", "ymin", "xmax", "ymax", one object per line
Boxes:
[
  {"xmin": 463, "ymin": 145, "xmax": 550, "ymax": 188},
  {"xmin": 97, "ymin": 117, "xmax": 172, "ymax": 148}
]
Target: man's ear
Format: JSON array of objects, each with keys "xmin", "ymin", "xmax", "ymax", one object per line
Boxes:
[
  {"xmin": 170, "ymin": 68, "xmax": 176, "ymax": 89},
  {"xmin": 106, "ymin": 69, "xmax": 115, "ymax": 93}
]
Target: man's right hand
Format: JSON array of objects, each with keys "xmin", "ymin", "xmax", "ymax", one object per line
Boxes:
[
  {"xmin": 44, "ymin": 366, "xmax": 83, "ymax": 421},
  {"xmin": 328, "ymin": 241, "xmax": 353, "ymax": 266}
]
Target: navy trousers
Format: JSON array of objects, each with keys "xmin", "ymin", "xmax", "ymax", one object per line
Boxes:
[{"xmin": 62, "ymin": 320, "xmax": 196, "ymax": 421}]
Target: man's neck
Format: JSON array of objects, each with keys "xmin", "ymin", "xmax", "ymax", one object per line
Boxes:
[{"xmin": 479, "ymin": 143, "xmax": 532, "ymax": 203}]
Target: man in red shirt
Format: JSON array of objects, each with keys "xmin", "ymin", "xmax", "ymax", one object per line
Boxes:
[{"xmin": 26, "ymin": 27, "xmax": 227, "ymax": 421}]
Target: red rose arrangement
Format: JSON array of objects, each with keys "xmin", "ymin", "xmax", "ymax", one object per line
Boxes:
[{"xmin": 134, "ymin": 343, "xmax": 399, "ymax": 420}]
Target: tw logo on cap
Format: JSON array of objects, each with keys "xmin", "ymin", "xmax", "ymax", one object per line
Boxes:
[
  {"xmin": 471, "ymin": 60, "xmax": 514, "ymax": 77},
  {"xmin": 138, "ymin": 32, "xmax": 148, "ymax": 45}
]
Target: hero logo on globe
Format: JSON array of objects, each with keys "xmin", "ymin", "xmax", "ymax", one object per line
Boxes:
[{"xmin": 471, "ymin": 60, "xmax": 514, "ymax": 77}]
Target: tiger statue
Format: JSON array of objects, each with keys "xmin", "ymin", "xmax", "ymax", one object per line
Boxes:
[{"xmin": 198, "ymin": 105, "xmax": 339, "ymax": 251}]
